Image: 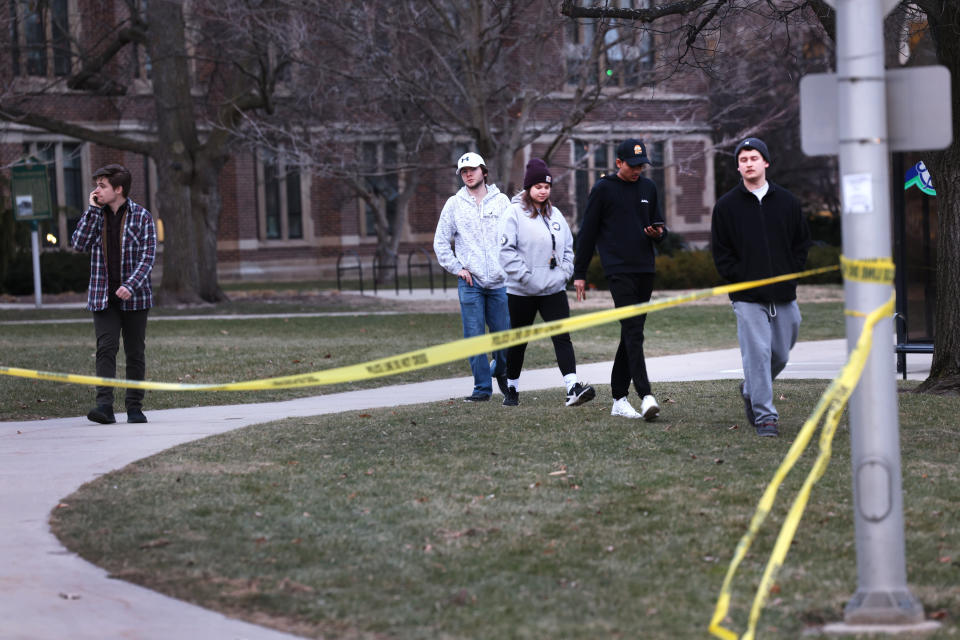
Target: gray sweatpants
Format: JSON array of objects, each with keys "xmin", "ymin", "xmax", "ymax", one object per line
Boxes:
[{"xmin": 733, "ymin": 300, "xmax": 801, "ymax": 425}]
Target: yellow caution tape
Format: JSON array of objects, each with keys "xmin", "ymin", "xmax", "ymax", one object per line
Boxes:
[
  {"xmin": 708, "ymin": 293, "xmax": 895, "ymax": 640},
  {"xmin": 0, "ymin": 264, "xmax": 838, "ymax": 391},
  {"xmin": 840, "ymin": 255, "xmax": 895, "ymax": 284}
]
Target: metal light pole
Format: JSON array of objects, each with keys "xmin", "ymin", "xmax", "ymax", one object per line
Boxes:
[
  {"xmin": 30, "ymin": 221, "xmax": 43, "ymax": 308},
  {"xmin": 834, "ymin": 0, "xmax": 923, "ymax": 625}
]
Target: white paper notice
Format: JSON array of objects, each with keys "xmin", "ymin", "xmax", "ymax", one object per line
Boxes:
[{"xmin": 842, "ymin": 173, "xmax": 874, "ymax": 214}]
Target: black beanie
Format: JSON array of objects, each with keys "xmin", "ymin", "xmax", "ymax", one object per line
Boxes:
[
  {"xmin": 523, "ymin": 158, "xmax": 552, "ymax": 190},
  {"xmin": 734, "ymin": 137, "xmax": 770, "ymax": 163}
]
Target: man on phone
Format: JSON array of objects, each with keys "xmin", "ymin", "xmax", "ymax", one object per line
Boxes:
[
  {"xmin": 711, "ymin": 138, "xmax": 811, "ymax": 437},
  {"xmin": 71, "ymin": 164, "xmax": 157, "ymax": 424},
  {"xmin": 572, "ymin": 139, "xmax": 666, "ymax": 420}
]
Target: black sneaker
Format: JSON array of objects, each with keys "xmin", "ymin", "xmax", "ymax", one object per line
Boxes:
[
  {"xmin": 463, "ymin": 394, "xmax": 491, "ymax": 403},
  {"xmin": 740, "ymin": 382, "xmax": 755, "ymax": 426},
  {"xmin": 565, "ymin": 383, "xmax": 596, "ymax": 407},
  {"xmin": 87, "ymin": 405, "xmax": 116, "ymax": 424},
  {"xmin": 502, "ymin": 386, "xmax": 519, "ymax": 406},
  {"xmin": 756, "ymin": 421, "xmax": 779, "ymax": 437},
  {"xmin": 127, "ymin": 408, "xmax": 148, "ymax": 423}
]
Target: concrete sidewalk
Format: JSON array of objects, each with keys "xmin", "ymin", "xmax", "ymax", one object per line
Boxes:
[{"xmin": 0, "ymin": 340, "xmax": 930, "ymax": 640}]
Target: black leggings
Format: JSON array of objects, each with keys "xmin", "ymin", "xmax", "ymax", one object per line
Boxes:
[{"xmin": 506, "ymin": 291, "xmax": 576, "ymax": 380}]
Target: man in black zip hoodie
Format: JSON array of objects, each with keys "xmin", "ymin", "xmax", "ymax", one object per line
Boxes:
[
  {"xmin": 711, "ymin": 138, "xmax": 811, "ymax": 437},
  {"xmin": 573, "ymin": 139, "xmax": 666, "ymax": 421}
]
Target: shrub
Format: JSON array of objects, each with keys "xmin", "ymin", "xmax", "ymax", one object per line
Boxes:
[
  {"xmin": 581, "ymin": 249, "xmax": 722, "ymax": 291},
  {"xmin": 803, "ymin": 244, "xmax": 842, "ymax": 284},
  {"xmin": 577, "ymin": 244, "xmax": 838, "ymax": 292},
  {"xmin": 2, "ymin": 250, "xmax": 90, "ymax": 295},
  {"xmin": 655, "ymin": 249, "xmax": 723, "ymax": 289}
]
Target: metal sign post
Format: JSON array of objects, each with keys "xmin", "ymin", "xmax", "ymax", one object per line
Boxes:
[
  {"xmin": 818, "ymin": 0, "xmax": 941, "ymax": 630},
  {"xmin": 11, "ymin": 159, "xmax": 54, "ymax": 308}
]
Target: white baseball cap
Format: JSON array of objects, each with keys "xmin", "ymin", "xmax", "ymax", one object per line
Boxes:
[{"xmin": 456, "ymin": 152, "xmax": 486, "ymax": 175}]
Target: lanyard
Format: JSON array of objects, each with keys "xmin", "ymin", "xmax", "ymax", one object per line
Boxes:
[{"xmin": 537, "ymin": 208, "xmax": 558, "ymax": 269}]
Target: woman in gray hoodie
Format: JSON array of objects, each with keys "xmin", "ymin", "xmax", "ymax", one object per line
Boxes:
[{"xmin": 498, "ymin": 158, "xmax": 595, "ymax": 408}]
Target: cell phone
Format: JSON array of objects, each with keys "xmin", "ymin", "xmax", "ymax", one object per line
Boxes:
[{"xmin": 652, "ymin": 221, "xmax": 665, "ymax": 227}]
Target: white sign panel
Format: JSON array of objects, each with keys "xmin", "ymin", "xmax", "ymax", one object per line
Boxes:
[{"xmin": 842, "ymin": 173, "xmax": 874, "ymax": 214}]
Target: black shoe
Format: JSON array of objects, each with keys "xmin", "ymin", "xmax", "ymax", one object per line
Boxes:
[
  {"xmin": 756, "ymin": 421, "xmax": 779, "ymax": 437},
  {"xmin": 502, "ymin": 386, "xmax": 519, "ymax": 406},
  {"xmin": 463, "ymin": 394, "xmax": 491, "ymax": 403},
  {"xmin": 127, "ymin": 408, "xmax": 148, "ymax": 423},
  {"xmin": 495, "ymin": 373, "xmax": 509, "ymax": 396},
  {"xmin": 87, "ymin": 405, "xmax": 116, "ymax": 424},
  {"xmin": 565, "ymin": 383, "xmax": 596, "ymax": 407},
  {"xmin": 740, "ymin": 382, "xmax": 755, "ymax": 426}
]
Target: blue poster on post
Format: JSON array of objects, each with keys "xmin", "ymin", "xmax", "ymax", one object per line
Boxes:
[{"xmin": 904, "ymin": 161, "xmax": 936, "ymax": 196}]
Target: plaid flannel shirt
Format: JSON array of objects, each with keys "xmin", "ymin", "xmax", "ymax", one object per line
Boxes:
[{"xmin": 71, "ymin": 199, "xmax": 157, "ymax": 312}]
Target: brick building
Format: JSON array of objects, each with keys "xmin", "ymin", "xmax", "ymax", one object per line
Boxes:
[{"xmin": 1, "ymin": 1, "xmax": 716, "ymax": 286}]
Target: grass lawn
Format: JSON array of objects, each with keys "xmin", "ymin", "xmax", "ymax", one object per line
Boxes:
[
  {"xmin": 0, "ymin": 300, "xmax": 843, "ymax": 421},
  {"xmin": 12, "ymin": 289, "xmax": 955, "ymax": 638},
  {"xmin": 50, "ymin": 381, "xmax": 959, "ymax": 639}
]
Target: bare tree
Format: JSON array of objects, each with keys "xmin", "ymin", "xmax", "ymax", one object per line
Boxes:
[
  {"xmin": 0, "ymin": 0, "xmax": 301, "ymax": 304},
  {"xmin": 236, "ymin": 0, "xmax": 678, "ymax": 273}
]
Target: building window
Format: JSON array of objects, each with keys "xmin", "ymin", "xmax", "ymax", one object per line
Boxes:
[
  {"xmin": 129, "ymin": 0, "xmax": 151, "ymax": 80},
  {"xmin": 572, "ymin": 139, "xmax": 664, "ymax": 221},
  {"xmin": 565, "ymin": 0, "xmax": 653, "ymax": 88},
  {"xmin": 360, "ymin": 142, "xmax": 399, "ymax": 237},
  {"xmin": 21, "ymin": 140, "xmax": 85, "ymax": 248},
  {"xmin": 10, "ymin": 0, "xmax": 72, "ymax": 78},
  {"xmin": 259, "ymin": 151, "xmax": 304, "ymax": 241}
]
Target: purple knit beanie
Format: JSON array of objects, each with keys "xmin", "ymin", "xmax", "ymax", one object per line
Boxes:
[{"xmin": 523, "ymin": 158, "xmax": 552, "ymax": 190}]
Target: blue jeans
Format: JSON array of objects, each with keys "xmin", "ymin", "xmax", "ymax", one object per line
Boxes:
[{"xmin": 458, "ymin": 279, "xmax": 510, "ymax": 396}]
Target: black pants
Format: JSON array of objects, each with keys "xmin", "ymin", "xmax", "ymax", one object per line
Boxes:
[
  {"xmin": 506, "ymin": 291, "xmax": 576, "ymax": 380},
  {"xmin": 92, "ymin": 300, "xmax": 149, "ymax": 410},
  {"xmin": 607, "ymin": 272, "xmax": 654, "ymax": 399}
]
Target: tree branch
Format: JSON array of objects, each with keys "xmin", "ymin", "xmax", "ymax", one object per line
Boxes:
[
  {"xmin": 561, "ymin": 0, "xmax": 714, "ymax": 22},
  {"xmin": 0, "ymin": 103, "xmax": 153, "ymax": 156},
  {"xmin": 67, "ymin": 26, "xmax": 147, "ymax": 93}
]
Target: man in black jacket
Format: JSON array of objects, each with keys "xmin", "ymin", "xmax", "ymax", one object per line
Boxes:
[
  {"xmin": 573, "ymin": 139, "xmax": 666, "ymax": 420},
  {"xmin": 711, "ymin": 138, "xmax": 811, "ymax": 437}
]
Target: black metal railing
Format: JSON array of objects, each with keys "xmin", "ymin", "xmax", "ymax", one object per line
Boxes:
[
  {"xmin": 372, "ymin": 252, "xmax": 399, "ymax": 295},
  {"xmin": 336, "ymin": 250, "xmax": 363, "ymax": 294},
  {"xmin": 406, "ymin": 248, "xmax": 435, "ymax": 293}
]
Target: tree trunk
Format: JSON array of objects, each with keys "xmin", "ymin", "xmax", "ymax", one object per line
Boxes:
[
  {"xmin": 191, "ymin": 153, "xmax": 228, "ymax": 302},
  {"xmin": 147, "ymin": 0, "xmax": 221, "ymax": 306},
  {"xmin": 915, "ymin": 0, "xmax": 960, "ymax": 393},
  {"xmin": 153, "ymin": 157, "xmax": 202, "ymax": 305}
]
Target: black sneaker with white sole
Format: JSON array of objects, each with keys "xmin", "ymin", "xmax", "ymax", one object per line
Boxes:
[{"xmin": 565, "ymin": 383, "xmax": 596, "ymax": 407}]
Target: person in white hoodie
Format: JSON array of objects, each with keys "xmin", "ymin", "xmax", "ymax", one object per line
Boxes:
[
  {"xmin": 498, "ymin": 158, "xmax": 595, "ymax": 408},
  {"xmin": 434, "ymin": 152, "xmax": 512, "ymax": 402}
]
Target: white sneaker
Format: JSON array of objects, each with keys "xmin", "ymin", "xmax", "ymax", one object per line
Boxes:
[
  {"xmin": 640, "ymin": 394, "xmax": 660, "ymax": 421},
  {"xmin": 611, "ymin": 397, "xmax": 641, "ymax": 419}
]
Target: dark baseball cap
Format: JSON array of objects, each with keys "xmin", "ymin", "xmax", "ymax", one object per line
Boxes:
[
  {"xmin": 734, "ymin": 137, "xmax": 770, "ymax": 163},
  {"xmin": 616, "ymin": 138, "xmax": 651, "ymax": 166}
]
